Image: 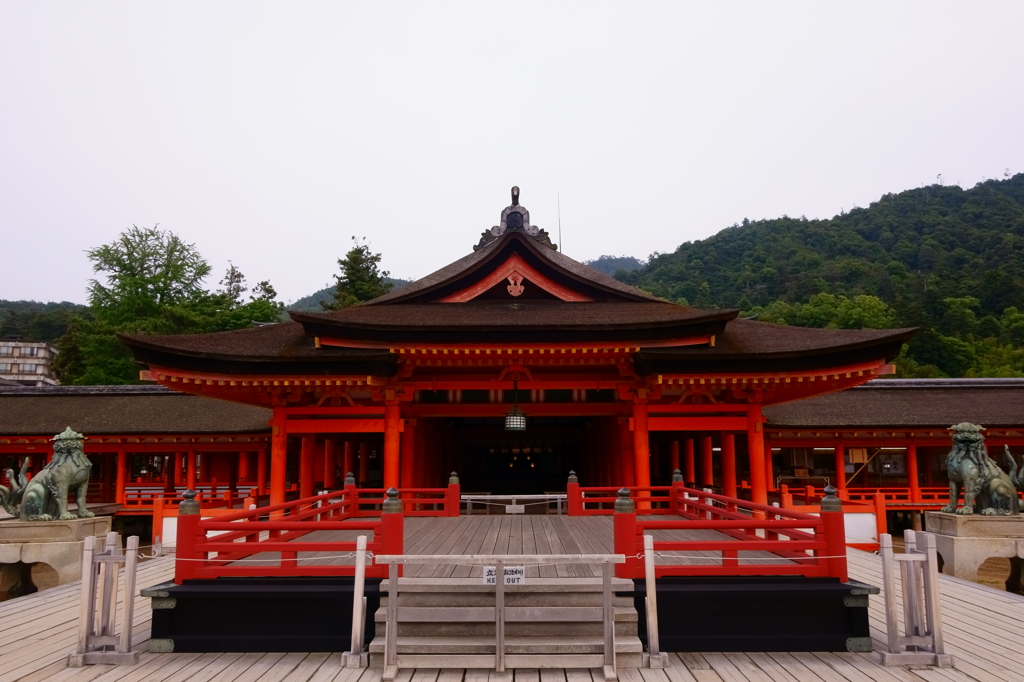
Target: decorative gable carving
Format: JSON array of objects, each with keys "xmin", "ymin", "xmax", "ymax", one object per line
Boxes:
[{"xmin": 439, "ymin": 253, "xmax": 594, "ymax": 302}]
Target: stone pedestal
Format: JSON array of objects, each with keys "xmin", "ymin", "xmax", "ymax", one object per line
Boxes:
[
  {"xmin": 925, "ymin": 512, "xmax": 1024, "ymax": 591},
  {"xmin": 0, "ymin": 516, "xmax": 112, "ymax": 595}
]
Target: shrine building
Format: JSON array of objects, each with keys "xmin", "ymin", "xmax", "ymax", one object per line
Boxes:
[{"xmin": 116, "ymin": 188, "xmax": 915, "ymax": 508}]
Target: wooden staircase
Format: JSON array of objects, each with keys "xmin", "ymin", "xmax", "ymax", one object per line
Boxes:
[{"xmin": 367, "ymin": 577, "xmax": 644, "ymax": 676}]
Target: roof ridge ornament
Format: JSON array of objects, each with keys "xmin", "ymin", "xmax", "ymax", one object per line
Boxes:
[{"xmin": 474, "ymin": 186, "xmax": 558, "ymax": 252}]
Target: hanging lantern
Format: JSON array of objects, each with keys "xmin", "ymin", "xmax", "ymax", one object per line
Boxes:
[{"xmin": 504, "ymin": 372, "xmax": 527, "ymax": 432}]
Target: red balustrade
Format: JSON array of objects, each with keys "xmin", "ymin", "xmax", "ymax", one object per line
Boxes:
[
  {"xmin": 566, "ymin": 483, "xmax": 677, "ymax": 515},
  {"xmin": 611, "ymin": 486, "xmax": 848, "ymax": 582},
  {"xmin": 173, "ymin": 482, "xmax": 457, "ymax": 584}
]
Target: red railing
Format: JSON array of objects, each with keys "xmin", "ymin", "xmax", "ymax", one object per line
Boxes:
[
  {"xmin": 173, "ymin": 482, "xmax": 458, "ymax": 584},
  {"xmin": 774, "ymin": 485, "xmax": 1005, "ymax": 507},
  {"xmin": 567, "ymin": 483, "xmax": 677, "ymax": 515},
  {"xmin": 612, "ymin": 486, "xmax": 847, "ymax": 581},
  {"xmin": 175, "ymin": 489, "xmax": 399, "ymax": 583}
]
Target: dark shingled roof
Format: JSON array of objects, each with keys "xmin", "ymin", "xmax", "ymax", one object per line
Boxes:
[
  {"xmin": 764, "ymin": 378, "xmax": 1024, "ymax": 428},
  {"xmin": 290, "ymin": 300, "xmax": 737, "ymax": 345},
  {"xmin": 368, "ymin": 230, "xmax": 658, "ymax": 304},
  {"xmin": 0, "ymin": 385, "xmax": 271, "ymax": 435},
  {"xmin": 635, "ymin": 319, "xmax": 915, "ymax": 373}
]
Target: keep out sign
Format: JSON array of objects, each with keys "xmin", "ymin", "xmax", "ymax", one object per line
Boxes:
[{"xmin": 483, "ymin": 566, "xmax": 526, "ymax": 585}]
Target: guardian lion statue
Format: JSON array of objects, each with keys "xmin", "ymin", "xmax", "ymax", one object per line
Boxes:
[
  {"xmin": 0, "ymin": 427, "xmax": 94, "ymax": 521},
  {"xmin": 941, "ymin": 422, "xmax": 1019, "ymax": 516}
]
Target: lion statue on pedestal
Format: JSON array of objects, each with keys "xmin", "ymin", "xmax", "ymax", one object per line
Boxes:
[
  {"xmin": 0, "ymin": 427, "xmax": 94, "ymax": 521},
  {"xmin": 942, "ymin": 422, "xmax": 1020, "ymax": 516}
]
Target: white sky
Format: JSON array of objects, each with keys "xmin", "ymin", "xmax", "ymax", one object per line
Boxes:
[{"xmin": 1, "ymin": 2, "xmax": 1022, "ymax": 305}]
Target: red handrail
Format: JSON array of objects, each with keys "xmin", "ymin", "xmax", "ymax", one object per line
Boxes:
[
  {"xmin": 612, "ymin": 485, "xmax": 847, "ymax": 581},
  {"xmin": 172, "ymin": 483, "xmax": 455, "ymax": 584}
]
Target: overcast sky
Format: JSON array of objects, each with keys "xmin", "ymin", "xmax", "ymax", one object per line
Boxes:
[{"xmin": 2, "ymin": 2, "xmax": 1022, "ymax": 305}]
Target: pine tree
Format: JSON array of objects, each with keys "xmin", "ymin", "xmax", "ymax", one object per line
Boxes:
[{"xmin": 321, "ymin": 237, "xmax": 393, "ymax": 310}]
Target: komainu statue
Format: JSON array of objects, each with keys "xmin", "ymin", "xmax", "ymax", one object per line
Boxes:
[
  {"xmin": 942, "ymin": 422, "xmax": 1019, "ymax": 516},
  {"xmin": 0, "ymin": 427, "xmax": 94, "ymax": 521}
]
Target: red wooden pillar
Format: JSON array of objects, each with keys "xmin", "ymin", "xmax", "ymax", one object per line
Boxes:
[
  {"xmin": 684, "ymin": 439, "xmax": 696, "ymax": 484},
  {"xmin": 257, "ymin": 446, "xmax": 268, "ymax": 496},
  {"xmin": 358, "ymin": 442, "xmax": 369, "ymax": 486},
  {"xmin": 633, "ymin": 403, "xmax": 651, "ymax": 510},
  {"xmin": 187, "ymin": 449, "xmax": 197, "ymax": 490},
  {"xmin": 834, "ymin": 445, "xmax": 847, "ymax": 493},
  {"xmin": 299, "ymin": 436, "xmax": 315, "ymax": 498},
  {"xmin": 400, "ymin": 419, "xmax": 416, "ymax": 488},
  {"xmin": 343, "ymin": 440, "xmax": 355, "ymax": 480},
  {"xmin": 619, "ymin": 418, "xmax": 635, "ymax": 486},
  {"xmin": 700, "ymin": 435, "xmax": 714, "ymax": 487},
  {"xmin": 721, "ymin": 433, "xmax": 737, "ymax": 498},
  {"xmin": 384, "ymin": 405, "xmax": 401, "ymax": 490},
  {"xmin": 669, "ymin": 440, "xmax": 681, "ymax": 476},
  {"xmin": 747, "ymin": 404, "xmax": 768, "ymax": 507},
  {"xmin": 115, "ymin": 448, "xmax": 128, "ymax": 504},
  {"xmin": 907, "ymin": 444, "xmax": 921, "ymax": 502},
  {"xmin": 765, "ymin": 443, "xmax": 775, "ymax": 491},
  {"xmin": 324, "ymin": 437, "xmax": 338, "ymax": 489},
  {"xmin": 238, "ymin": 451, "xmax": 249, "ymax": 482},
  {"xmin": 174, "ymin": 451, "xmax": 185, "ymax": 487},
  {"xmin": 270, "ymin": 415, "xmax": 288, "ymax": 505}
]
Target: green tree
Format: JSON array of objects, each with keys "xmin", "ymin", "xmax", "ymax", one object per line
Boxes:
[
  {"xmin": 321, "ymin": 237, "xmax": 393, "ymax": 310},
  {"xmin": 54, "ymin": 226, "xmax": 283, "ymax": 385}
]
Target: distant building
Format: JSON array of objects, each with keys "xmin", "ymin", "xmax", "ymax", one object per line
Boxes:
[{"xmin": 0, "ymin": 338, "xmax": 59, "ymax": 386}]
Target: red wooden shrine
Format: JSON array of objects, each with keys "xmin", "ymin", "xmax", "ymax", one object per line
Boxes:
[{"xmin": 119, "ymin": 189, "xmax": 913, "ymax": 512}]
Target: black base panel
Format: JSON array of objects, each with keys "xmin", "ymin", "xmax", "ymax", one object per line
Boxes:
[
  {"xmin": 629, "ymin": 576, "xmax": 874, "ymax": 652},
  {"xmin": 149, "ymin": 577, "xmax": 381, "ymax": 653}
]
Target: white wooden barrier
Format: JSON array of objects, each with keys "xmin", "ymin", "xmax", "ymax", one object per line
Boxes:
[
  {"xmin": 642, "ymin": 535, "xmax": 668, "ymax": 668},
  {"xmin": 879, "ymin": 531, "xmax": 952, "ymax": 667},
  {"xmin": 374, "ymin": 553, "xmax": 624, "ymax": 682},
  {"xmin": 341, "ymin": 535, "xmax": 370, "ymax": 668},
  {"xmin": 68, "ymin": 532, "xmax": 140, "ymax": 667}
]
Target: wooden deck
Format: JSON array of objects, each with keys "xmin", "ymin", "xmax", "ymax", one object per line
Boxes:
[
  {"xmin": 241, "ymin": 516, "xmax": 797, "ymax": 577},
  {"xmin": 3, "ymin": 525, "xmax": 1024, "ymax": 681}
]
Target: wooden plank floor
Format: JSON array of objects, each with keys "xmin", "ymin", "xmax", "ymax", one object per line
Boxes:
[
  {"xmin": 5, "ymin": 535, "xmax": 1024, "ymax": 680},
  {"xmin": 240, "ymin": 516, "xmax": 796, "ymax": 578}
]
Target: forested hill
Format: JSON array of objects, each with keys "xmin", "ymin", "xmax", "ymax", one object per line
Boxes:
[{"xmin": 619, "ymin": 174, "xmax": 1024, "ymax": 377}]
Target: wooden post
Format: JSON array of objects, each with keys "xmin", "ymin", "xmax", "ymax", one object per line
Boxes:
[
  {"xmin": 820, "ymin": 509, "xmax": 849, "ymax": 582},
  {"xmin": 257, "ymin": 446, "xmax": 268, "ymax": 496},
  {"xmin": 174, "ymin": 451, "xmax": 184, "ymax": 487},
  {"xmin": 384, "ymin": 405, "xmax": 401, "ymax": 490},
  {"xmin": 834, "ymin": 445, "xmax": 847, "ymax": 493},
  {"xmin": 764, "ymin": 444, "xmax": 775, "ymax": 492},
  {"xmin": 175, "ymin": 492, "xmax": 202, "ymax": 584},
  {"xmin": 669, "ymin": 440, "xmax": 680, "ymax": 477},
  {"xmin": 358, "ymin": 442, "xmax": 369, "ymax": 486},
  {"xmin": 343, "ymin": 440, "xmax": 355, "ymax": 484},
  {"xmin": 186, "ymin": 449, "xmax": 197, "ymax": 490},
  {"xmin": 684, "ymin": 439, "xmax": 695, "ymax": 485},
  {"xmin": 446, "ymin": 472, "xmax": 460, "ymax": 516},
  {"xmin": 270, "ymin": 417, "xmax": 288, "ymax": 506},
  {"xmin": 400, "ymin": 419, "xmax": 416, "ymax": 488},
  {"xmin": 907, "ymin": 444, "xmax": 921, "ymax": 503},
  {"xmin": 747, "ymin": 405, "xmax": 768, "ymax": 507},
  {"xmin": 721, "ymin": 433, "xmax": 737, "ymax": 497},
  {"xmin": 115, "ymin": 449, "xmax": 127, "ymax": 505},
  {"xmin": 613, "ymin": 489, "xmax": 638, "ymax": 579},
  {"xmin": 632, "ymin": 403, "xmax": 651, "ymax": 510},
  {"xmin": 343, "ymin": 534, "xmax": 369, "ymax": 668},
  {"xmin": 238, "ymin": 451, "xmax": 249, "ymax": 483},
  {"xmin": 567, "ymin": 471, "xmax": 581, "ymax": 515},
  {"xmin": 324, "ymin": 437, "xmax": 338, "ymax": 489},
  {"xmin": 300, "ymin": 436, "xmax": 315, "ymax": 499},
  {"xmin": 874, "ymin": 493, "xmax": 888, "ymax": 543},
  {"xmin": 700, "ymin": 435, "xmax": 713, "ymax": 487}
]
